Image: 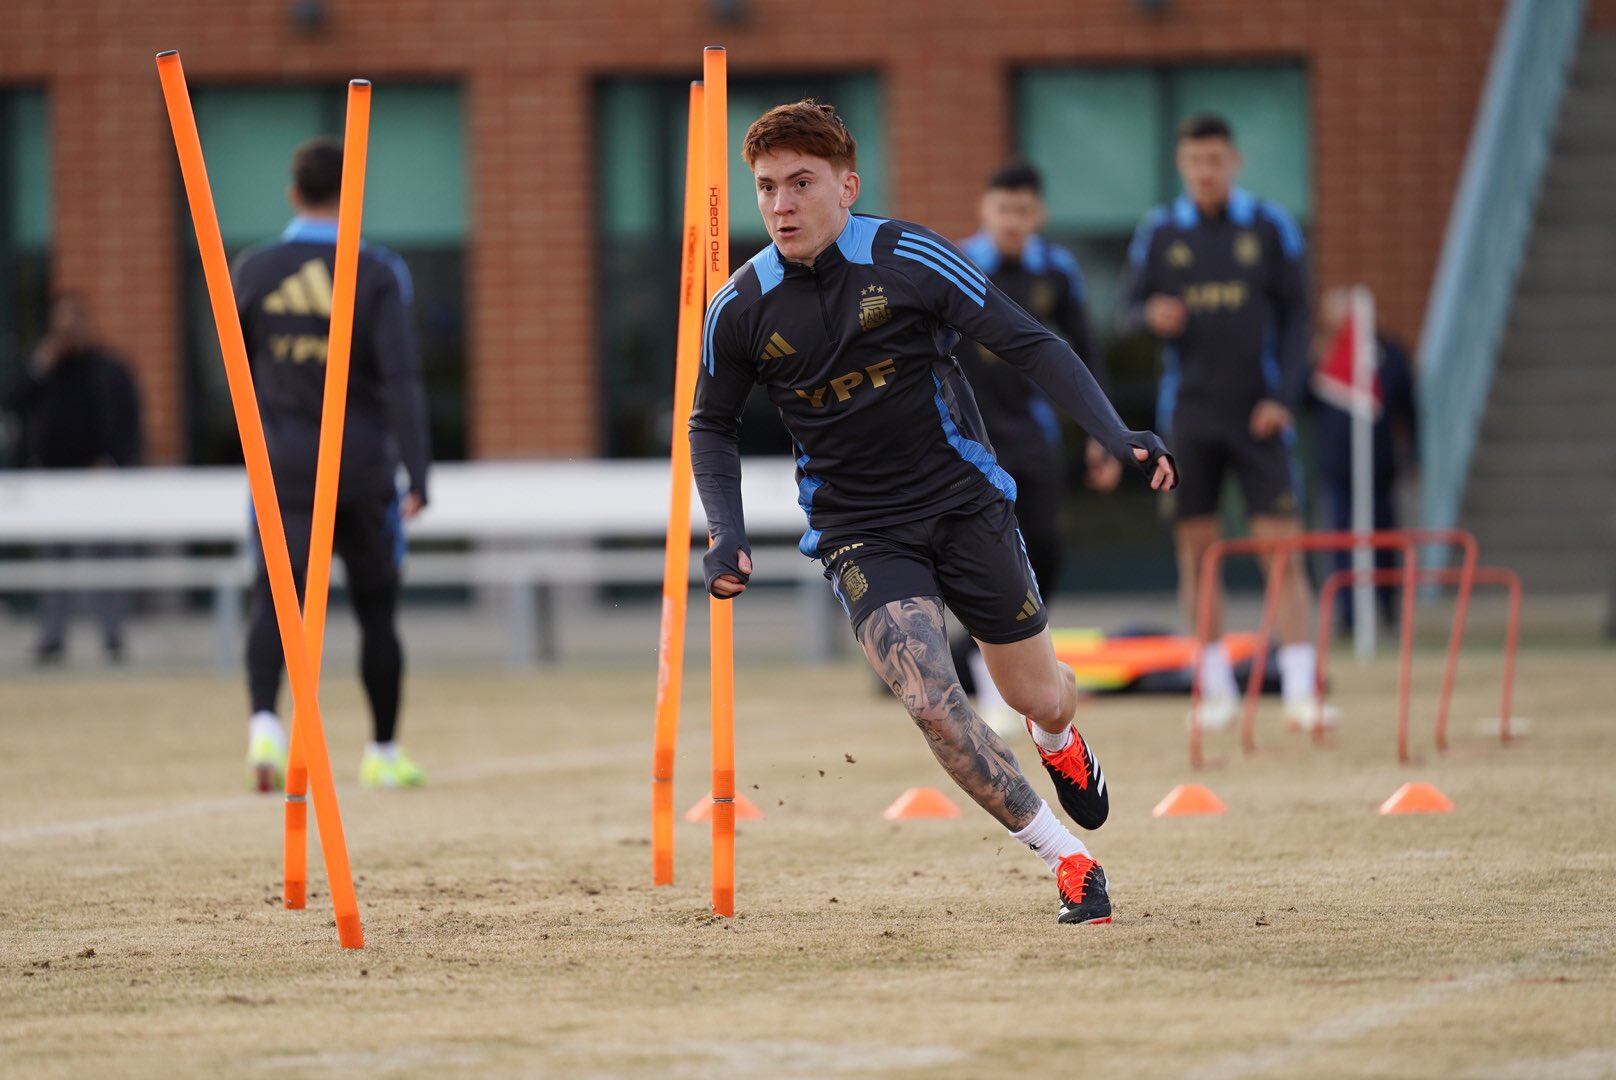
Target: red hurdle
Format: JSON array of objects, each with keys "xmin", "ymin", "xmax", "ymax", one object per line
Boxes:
[
  {"xmin": 1318, "ymin": 565, "xmax": 1522, "ymax": 745},
  {"xmin": 1189, "ymin": 529, "xmax": 1478, "ymax": 769}
]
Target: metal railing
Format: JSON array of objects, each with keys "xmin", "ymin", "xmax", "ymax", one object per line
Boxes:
[{"xmin": 1417, "ymin": 0, "xmax": 1585, "ymax": 534}]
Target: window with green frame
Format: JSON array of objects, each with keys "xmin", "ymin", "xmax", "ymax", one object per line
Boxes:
[
  {"xmin": 596, "ymin": 74, "xmax": 887, "ymax": 458},
  {"xmin": 183, "ymin": 84, "xmax": 468, "ymax": 465},
  {"xmin": 0, "ymin": 90, "xmax": 52, "ymax": 468},
  {"xmin": 1015, "ymin": 64, "xmax": 1312, "ymax": 590}
]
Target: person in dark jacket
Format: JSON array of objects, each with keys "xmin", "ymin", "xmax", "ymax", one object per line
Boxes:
[
  {"xmin": 1311, "ymin": 287, "xmax": 1418, "ymax": 632},
  {"xmin": 232, "ymin": 136, "xmax": 432, "ymax": 793},
  {"xmin": 691, "ymin": 101, "xmax": 1175, "ymax": 925},
  {"xmin": 3, "ymin": 292, "xmax": 142, "ymax": 663}
]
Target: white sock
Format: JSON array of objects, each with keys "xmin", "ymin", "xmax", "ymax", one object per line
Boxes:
[
  {"xmin": 1277, "ymin": 642, "xmax": 1318, "ymax": 704},
  {"xmin": 368, "ymin": 741, "xmax": 398, "ymax": 761},
  {"xmin": 1010, "ymin": 800, "xmax": 1089, "ymax": 874},
  {"xmin": 966, "ymin": 650, "xmax": 1008, "ymax": 713},
  {"xmin": 249, "ymin": 711, "xmax": 284, "ymax": 748},
  {"xmin": 1200, "ymin": 642, "xmax": 1240, "ymax": 700},
  {"xmin": 1029, "ymin": 721, "xmax": 1073, "ymax": 754}
]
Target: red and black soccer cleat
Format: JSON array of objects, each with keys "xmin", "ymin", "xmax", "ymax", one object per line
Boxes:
[
  {"xmin": 1056, "ymin": 853, "xmax": 1112, "ymax": 925},
  {"xmin": 1027, "ymin": 719, "xmax": 1109, "ymax": 830}
]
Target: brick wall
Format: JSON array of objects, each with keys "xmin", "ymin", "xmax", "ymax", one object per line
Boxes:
[{"xmin": 0, "ymin": 0, "xmax": 1528, "ymax": 462}]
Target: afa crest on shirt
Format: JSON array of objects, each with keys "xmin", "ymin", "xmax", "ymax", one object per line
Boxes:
[
  {"xmin": 1234, "ymin": 231, "xmax": 1261, "ymax": 266},
  {"xmin": 858, "ymin": 283, "xmax": 891, "ymax": 331},
  {"xmin": 1166, "ymin": 241, "xmax": 1194, "ymax": 268}
]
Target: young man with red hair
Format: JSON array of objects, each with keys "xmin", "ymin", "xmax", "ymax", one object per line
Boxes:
[{"xmin": 690, "ymin": 102, "xmax": 1176, "ymax": 924}]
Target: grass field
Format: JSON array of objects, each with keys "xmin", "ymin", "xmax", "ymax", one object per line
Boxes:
[{"xmin": 2, "ymin": 643, "xmax": 1614, "ymax": 1078}]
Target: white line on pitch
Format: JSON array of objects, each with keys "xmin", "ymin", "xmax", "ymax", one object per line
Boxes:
[
  {"xmin": 0, "ymin": 741, "xmax": 640, "ymax": 846},
  {"xmin": 1189, "ymin": 928, "xmax": 1616, "ymax": 1080}
]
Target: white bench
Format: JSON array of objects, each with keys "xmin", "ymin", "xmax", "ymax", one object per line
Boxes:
[{"xmin": 0, "ymin": 460, "xmax": 841, "ymax": 666}]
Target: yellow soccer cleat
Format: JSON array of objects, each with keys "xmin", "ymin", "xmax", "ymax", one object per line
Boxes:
[
  {"xmin": 359, "ymin": 745, "xmax": 426, "ymax": 789},
  {"xmin": 247, "ymin": 731, "xmax": 287, "ymax": 794}
]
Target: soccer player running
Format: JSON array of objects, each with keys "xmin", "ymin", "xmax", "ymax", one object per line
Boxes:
[
  {"xmin": 234, "ymin": 136, "xmax": 432, "ymax": 791},
  {"xmin": 953, "ymin": 161, "xmax": 1122, "ymax": 729},
  {"xmin": 690, "ymin": 102, "xmax": 1175, "ymax": 925},
  {"xmin": 1121, "ymin": 113, "xmax": 1328, "ymax": 730}
]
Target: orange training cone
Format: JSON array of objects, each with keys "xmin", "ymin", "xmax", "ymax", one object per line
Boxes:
[
  {"xmin": 1379, "ymin": 782, "xmax": 1454, "ymax": 815},
  {"xmin": 684, "ymin": 791, "xmax": 765, "ymax": 823},
  {"xmin": 883, "ymin": 787, "xmax": 960, "ymax": 820},
  {"xmin": 1152, "ymin": 783, "xmax": 1227, "ymax": 818}
]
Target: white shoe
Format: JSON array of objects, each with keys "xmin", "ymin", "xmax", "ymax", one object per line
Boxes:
[
  {"xmin": 1187, "ymin": 694, "xmax": 1240, "ymax": 732},
  {"xmin": 1284, "ymin": 697, "xmax": 1340, "ymax": 732}
]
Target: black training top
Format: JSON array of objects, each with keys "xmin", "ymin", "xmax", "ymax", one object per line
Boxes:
[
  {"xmin": 1120, "ymin": 189, "xmax": 1310, "ymax": 432},
  {"xmin": 233, "ymin": 217, "xmax": 431, "ymax": 508},
  {"xmin": 957, "ymin": 231, "xmax": 1106, "ymax": 459},
  {"xmin": 689, "ymin": 214, "xmax": 1167, "ymax": 589},
  {"xmin": 2, "ymin": 347, "xmax": 142, "ymax": 469}
]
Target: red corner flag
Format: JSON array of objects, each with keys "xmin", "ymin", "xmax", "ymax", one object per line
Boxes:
[{"xmin": 1312, "ymin": 314, "xmax": 1382, "ymax": 420}]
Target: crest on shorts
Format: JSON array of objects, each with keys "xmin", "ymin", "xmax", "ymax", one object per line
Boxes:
[
  {"xmin": 1234, "ymin": 231, "xmax": 1260, "ymax": 266},
  {"xmin": 1167, "ymin": 241, "xmax": 1194, "ymax": 268},
  {"xmin": 840, "ymin": 560, "xmax": 869, "ymax": 603},
  {"xmin": 858, "ymin": 283, "xmax": 891, "ymax": 331}
]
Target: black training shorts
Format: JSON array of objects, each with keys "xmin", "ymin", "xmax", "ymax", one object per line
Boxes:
[
  {"xmin": 811, "ymin": 493, "xmax": 1047, "ymax": 645},
  {"xmin": 250, "ymin": 493, "xmax": 405, "ymax": 596},
  {"xmin": 1169, "ymin": 411, "xmax": 1299, "ymax": 521}
]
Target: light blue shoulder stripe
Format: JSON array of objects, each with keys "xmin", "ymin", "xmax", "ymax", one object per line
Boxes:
[
  {"xmin": 898, "ymin": 231, "xmax": 988, "ymax": 291},
  {"xmin": 960, "ymin": 232, "xmax": 1000, "ymax": 274},
  {"xmin": 749, "ymin": 246, "xmax": 785, "ymax": 294},
  {"xmin": 1256, "ymin": 200, "xmax": 1305, "ymax": 260},
  {"xmin": 1228, "ymin": 188, "xmax": 1256, "ymax": 226},
  {"xmin": 894, "ymin": 245, "xmax": 986, "ymax": 307},
  {"xmin": 701, "ymin": 284, "xmax": 740, "ymax": 374},
  {"xmin": 1047, "ymin": 242, "xmax": 1086, "ymax": 302},
  {"xmin": 1128, "ymin": 206, "xmax": 1170, "ymax": 267},
  {"xmin": 836, "ymin": 215, "xmax": 887, "ymax": 265}
]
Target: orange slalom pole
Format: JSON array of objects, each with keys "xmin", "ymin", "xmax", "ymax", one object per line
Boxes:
[
  {"xmin": 285, "ymin": 79, "xmax": 372, "ymax": 911},
  {"xmin": 702, "ymin": 44, "xmax": 736, "ymax": 919},
  {"xmin": 651, "ymin": 81, "xmax": 707, "ymax": 888},
  {"xmin": 157, "ymin": 51, "xmax": 363, "ymax": 949}
]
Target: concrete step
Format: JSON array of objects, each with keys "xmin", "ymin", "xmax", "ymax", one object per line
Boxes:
[
  {"xmin": 1463, "ymin": 469, "xmax": 1616, "ymax": 512},
  {"xmin": 1521, "ymin": 227, "xmax": 1616, "ymax": 263},
  {"xmin": 1540, "ymin": 153, "xmax": 1616, "ymax": 191},
  {"xmin": 1478, "ymin": 402, "xmax": 1616, "ymax": 440},
  {"xmin": 1572, "ymin": 38, "xmax": 1616, "ymax": 83},
  {"xmin": 1466, "ymin": 441, "xmax": 1616, "ymax": 473},
  {"xmin": 1514, "ymin": 241, "xmax": 1616, "ymax": 287},
  {"xmin": 1514, "ymin": 263, "xmax": 1616, "ymax": 296},
  {"xmin": 1498, "ymin": 330, "xmax": 1614, "ymax": 365},
  {"xmin": 1463, "ymin": 510, "xmax": 1616, "ymax": 550},
  {"xmin": 1481, "ymin": 368, "xmax": 1616, "ymax": 405},
  {"xmin": 1509, "ymin": 294, "xmax": 1616, "ymax": 332},
  {"xmin": 1559, "ymin": 88, "xmax": 1616, "ymax": 125},
  {"xmin": 1465, "ymin": 555, "xmax": 1613, "ymax": 594}
]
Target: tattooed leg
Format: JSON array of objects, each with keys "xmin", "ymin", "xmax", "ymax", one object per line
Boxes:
[{"xmin": 858, "ymin": 596, "xmax": 1043, "ymax": 830}]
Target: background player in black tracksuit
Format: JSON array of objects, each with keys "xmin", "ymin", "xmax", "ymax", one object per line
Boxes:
[
  {"xmin": 1121, "ymin": 113, "xmax": 1325, "ymax": 729},
  {"xmin": 690, "ymin": 102, "xmax": 1175, "ymax": 924},
  {"xmin": 953, "ymin": 161, "xmax": 1122, "ymax": 723},
  {"xmin": 233, "ymin": 137, "xmax": 432, "ymax": 791}
]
